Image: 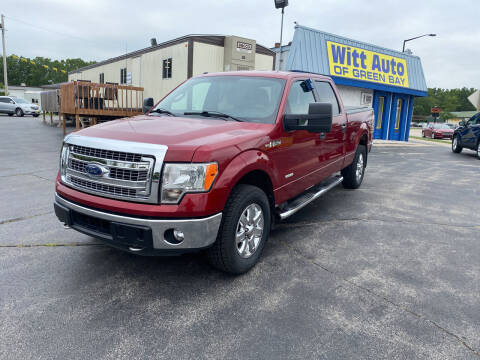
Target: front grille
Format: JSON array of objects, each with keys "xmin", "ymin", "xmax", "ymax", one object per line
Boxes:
[
  {"xmin": 62, "ymin": 138, "xmax": 165, "ymax": 204},
  {"xmin": 70, "ymin": 176, "xmax": 137, "ymax": 197},
  {"xmin": 72, "ymin": 145, "xmax": 142, "ymax": 162},
  {"xmin": 69, "ymin": 158, "xmax": 148, "ymax": 182},
  {"xmin": 109, "ymin": 167, "xmax": 148, "ymax": 182}
]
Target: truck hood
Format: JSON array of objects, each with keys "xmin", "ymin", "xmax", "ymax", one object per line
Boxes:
[{"xmin": 75, "ymin": 115, "xmax": 272, "ymax": 162}]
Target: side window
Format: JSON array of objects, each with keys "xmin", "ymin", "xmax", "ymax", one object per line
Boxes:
[
  {"xmin": 470, "ymin": 114, "xmax": 480, "ymax": 125},
  {"xmin": 285, "ymin": 80, "xmax": 315, "ymax": 115},
  {"xmin": 315, "ymin": 81, "xmax": 340, "ymax": 115},
  {"xmin": 0, "ymin": 98, "xmax": 6, "ymax": 103}
]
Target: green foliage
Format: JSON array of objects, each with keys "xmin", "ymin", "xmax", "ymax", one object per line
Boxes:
[
  {"xmin": 413, "ymin": 87, "xmax": 477, "ymax": 116},
  {"xmin": 0, "ymin": 55, "xmax": 95, "ymax": 86}
]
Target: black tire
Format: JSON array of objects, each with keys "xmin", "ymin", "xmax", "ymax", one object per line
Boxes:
[
  {"xmin": 341, "ymin": 144, "xmax": 366, "ymax": 189},
  {"xmin": 8, "ymin": 113, "xmax": 14, "ymax": 116},
  {"xmin": 422, "ymin": 131, "xmax": 425, "ymax": 138},
  {"xmin": 33, "ymin": 114, "xmax": 39, "ymax": 118},
  {"xmin": 476, "ymin": 140, "xmax": 480, "ymax": 160},
  {"xmin": 452, "ymin": 134, "xmax": 462, "ymax": 153},
  {"xmin": 15, "ymin": 108, "xmax": 24, "ymax": 117},
  {"xmin": 206, "ymin": 184, "xmax": 271, "ymax": 274}
]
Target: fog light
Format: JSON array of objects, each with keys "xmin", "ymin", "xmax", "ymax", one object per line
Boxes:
[{"xmin": 173, "ymin": 229, "xmax": 185, "ymax": 241}]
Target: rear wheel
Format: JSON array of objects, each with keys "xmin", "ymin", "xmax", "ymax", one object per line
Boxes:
[
  {"xmin": 341, "ymin": 144, "xmax": 366, "ymax": 189},
  {"xmin": 15, "ymin": 108, "xmax": 24, "ymax": 117},
  {"xmin": 476, "ymin": 141, "xmax": 480, "ymax": 159},
  {"xmin": 8, "ymin": 113, "xmax": 13, "ymax": 117},
  {"xmin": 452, "ymin": 135, "xmax": 462, "ymax": 153},
  {"xmin": 422, "ymin": 131, "xmax": 426, "ymax": 138},
  {"xmin": 206, "ymin": 184, "xmax": 271, "ymax": 274}
]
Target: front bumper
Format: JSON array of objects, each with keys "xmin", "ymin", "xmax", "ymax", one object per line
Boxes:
[
  {"xmin": 23, "ymin": 109, "xmax": 40, "ymax": 115},
  {"xmin": 54, "ymin": 193, "xmax": 222, "ymax": 255}
]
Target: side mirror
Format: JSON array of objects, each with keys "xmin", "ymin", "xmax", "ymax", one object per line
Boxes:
[
  {"xmin": 283, "ymin": 103, "xmax": 333, "ymax": 133},
  {"xmin": 143, "ymin": 98, "xmax": 154, "ymax": 113},
  {"xmin": 458, "ymin": 120, "xmax": 465, "ymax": 127}
]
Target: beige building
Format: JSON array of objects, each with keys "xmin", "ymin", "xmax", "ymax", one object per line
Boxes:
[{"xmin": 68, "ymin": 34, "xmax": 275, "ymax": 102}]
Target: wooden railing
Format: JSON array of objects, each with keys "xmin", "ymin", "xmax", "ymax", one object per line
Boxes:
[{"xmin": 59, "ymin": 81, "xmax": 144, "ymax": 134}]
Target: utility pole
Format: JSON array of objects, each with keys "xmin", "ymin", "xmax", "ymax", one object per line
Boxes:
[{"xmin": 1, "ymin": 14, "xmax": 8, "ymax": 95}]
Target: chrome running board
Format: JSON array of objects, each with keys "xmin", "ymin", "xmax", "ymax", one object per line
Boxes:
[{"xmin": 279, "ymin": 175, "xmax": 343, "ymax": 220}]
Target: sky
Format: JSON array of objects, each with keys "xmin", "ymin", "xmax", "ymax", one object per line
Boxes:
[{"xmin": 1, "ymin": 0, "xmax": 479, "ymax": 89}]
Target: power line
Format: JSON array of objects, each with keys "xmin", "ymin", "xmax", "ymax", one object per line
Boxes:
[{"xmin": 5, "ymin": 15, "xmax": 118, "ymax": 50}]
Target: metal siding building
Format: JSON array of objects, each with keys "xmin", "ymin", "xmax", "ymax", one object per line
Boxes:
[
  {"xmin": 69, "ymin": 34, "xmax": 275, "ymax": 104},
  {"xmin": 274, "ymin": 26, "xmax": 428, "ymax": 141}
]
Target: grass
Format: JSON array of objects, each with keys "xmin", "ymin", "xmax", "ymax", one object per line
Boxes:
[{"xmin": 409, "ymin": 135, "xmax": 452, "ymax": 144}]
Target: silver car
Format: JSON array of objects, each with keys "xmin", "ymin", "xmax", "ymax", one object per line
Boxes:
[{"xmin": 0, "ymin": 96, "xmax": 40, "ymax": 117}]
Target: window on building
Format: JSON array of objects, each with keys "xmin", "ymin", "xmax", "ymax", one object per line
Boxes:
[
  {"xmin": 120, "ymin": 68, "xmax": 127, "ymax": 84},
  {"xmin": 314, "ymin": 81, "xmax": 340, "ymax": 116},
  {"xmin": 376, "ymin": 96, "xmax": 385, "ymax": 129},
  {"xmin": 394, "ymin": 99, "xmax": 403, "ymax": 130},
  {"xmin": 162, "ymin": 58, "xmax": 172, "ymax": 79},
  {"xmin": 99, "ymin": 73, "xmax": 105, "ymax": 84},
  {"xmin": 285, "ymin": 80, "xmax": 315, "ymax": 115}
]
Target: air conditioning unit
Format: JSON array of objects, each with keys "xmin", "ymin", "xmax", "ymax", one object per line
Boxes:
[{"xmin": 223, "ymin": 36, "xmax": 256, "ymax": 72}]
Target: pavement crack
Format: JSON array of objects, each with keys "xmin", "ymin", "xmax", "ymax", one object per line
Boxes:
[
  {"xmin": 277, "ymin": 217, "xmax": 479, "ymax": 231},
  {"xmin": 283, "ymin": 241, "xmax": 480, "ymax": 357},
  {"xmin": 0, "ymin": 242, "xmax": 104, "ymax": 248},
  {"xmin": 0, "ymin": 211, "xmax": 53, "ymax": 225},
  {"xmin": 0, "ymin": 168, "xmax": 57, "ymax": 178}
]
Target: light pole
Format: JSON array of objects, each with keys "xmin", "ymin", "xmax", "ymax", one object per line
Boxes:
[
  {"xmin": 402, "ymin": 33, "xmax": 436, "ymax": 52},
  {"xmin": 1, "ymin": 14, "xmax": 8, "ymax": 95},
  {"xmin": 274, "ymin": 0, "xmax": 289, "ymax": 71}
]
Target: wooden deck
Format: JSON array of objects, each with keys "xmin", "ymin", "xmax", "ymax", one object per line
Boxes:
[{"xmin": 59, "ymin": 81, "xmax": 144, "ymax": 135}]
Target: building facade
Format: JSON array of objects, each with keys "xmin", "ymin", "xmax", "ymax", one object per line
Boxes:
[
  {"xmin": 273, "ymin": 26, "xmax": 428, "ymax": 141},
  {"xmin": 69, "ymin": 35, "xmax": 275, "ymax": 103}
]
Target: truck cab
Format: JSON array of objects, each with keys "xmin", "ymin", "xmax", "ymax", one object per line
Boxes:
[{"xmin": 54, "ymin": 71, "xmax": 373, "ymax": 274}]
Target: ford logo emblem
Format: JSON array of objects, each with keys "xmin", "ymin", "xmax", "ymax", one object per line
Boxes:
[{"xmin": 84, "ymin": 163, "xmax": 107, "ymax": 177}]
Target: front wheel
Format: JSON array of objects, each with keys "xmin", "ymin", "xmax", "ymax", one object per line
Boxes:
[
  {"xmin": 341, "ymin": 144, "xmax": 366, "ymax": 189},
  {"xmin": 33, "ymin": 114, "xmax": 39, "ymax": 118},
  {"xmin": 476, "ymin": 141, "xmax": 480, "ymax": 159},
  {"xmin": 431, "ymin": 133, "xmax": 435, "ymax": 139},
  {"xmin": 452, "ymin": 135, "xmax": 462, "ymax": 153},
  {"xmin": 15, "ymin": 108, "xmax": 24, "ymax": 117},
  {"xmin": 206, "ymin": 184, "xmax": 271, "ymax": 274}
]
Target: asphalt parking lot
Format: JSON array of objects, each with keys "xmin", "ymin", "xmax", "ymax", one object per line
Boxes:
[{"xmin": 1, "ymin": 115, "xmax": 479, "ymax": 359}]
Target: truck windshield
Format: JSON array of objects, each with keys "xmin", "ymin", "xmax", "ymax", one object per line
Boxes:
[{"xmin": 151, "ymin": 76, "xmax": 286, "ymax": 124}]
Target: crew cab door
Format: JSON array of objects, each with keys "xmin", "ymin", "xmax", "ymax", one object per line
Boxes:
[
  {"xmin": 272, "ymin": 78, "xmax": 324, "ymax": 202},
  {"xmin": 313, "ymin": 80, "xmax": 345, "ymax": 173},
  {"xmin": 459, "ymin": 114, "xmax": 480, "ymax": 148}
]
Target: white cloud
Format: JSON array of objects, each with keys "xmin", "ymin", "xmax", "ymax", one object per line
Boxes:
[{"xmin": 2, "ymin": 0, "xmax": 479, "ymax": 88}]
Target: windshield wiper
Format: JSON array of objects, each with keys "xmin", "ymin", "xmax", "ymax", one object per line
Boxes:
[
  {"xmin": 149, "ymin": 108, "xmax": 176, "ymax": 116},
  {"xmin": 183, "ymin": 110, "xmax": 243, "ymax": 122}
]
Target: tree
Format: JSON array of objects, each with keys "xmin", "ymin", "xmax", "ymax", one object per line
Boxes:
[
  {"xmin": 413, "ymin": 87, "xmax": 477, "ymax": 116},
  {"xmin": 0, "ymin": 55, "xmax": 95, "ymax": 87}
]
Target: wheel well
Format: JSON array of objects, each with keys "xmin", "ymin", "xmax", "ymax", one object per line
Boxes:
[
  {"xmin": 359, "ymin": 133, "xmax": 368, "ymax": 166},
  {"xmin": 236, "ymin": 170, "xmax": 275, "ymax": 209}
]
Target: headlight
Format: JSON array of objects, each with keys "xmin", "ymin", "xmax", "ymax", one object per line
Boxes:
[
  {"xmin": 59, "ymin": 143, "xmax": 69, "ymax": 182},
  {"xmin": 161, "ymin": 163, "xmax": 218, "ymax": 204}
]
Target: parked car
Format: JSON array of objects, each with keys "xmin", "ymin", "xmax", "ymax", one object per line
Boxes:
[
  {"xmin": 452, "ymin": 112, "xmax": 480, "ymax": 158},
  {"xmin": 422, "ymin": 123, "xmax": 454, "ymax": 139},
  {"xmin": 445, "ymin": 123, "xmax": 456, "ymax": 129},
  {"xmin": 0, "ymin": 96, "xmax": 40, "ymax": 117},
  {"xmin": 54, "ymin": 71, "xmax": 373, "ymax": 274}
]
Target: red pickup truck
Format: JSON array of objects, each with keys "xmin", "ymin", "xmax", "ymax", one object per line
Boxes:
[{"xmin": 54, "ymin": 71, "xmax": 373, "ymax": 274}]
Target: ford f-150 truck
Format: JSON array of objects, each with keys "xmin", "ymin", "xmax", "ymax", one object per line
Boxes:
[{"xmin": 54, "ymin": 71, "xmax": 373, "ymax": 274}]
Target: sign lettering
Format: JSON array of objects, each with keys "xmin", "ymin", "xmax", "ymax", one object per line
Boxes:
[{"xmin": 327, "ymin": 41, "xmax": 409, "ymax": 88}]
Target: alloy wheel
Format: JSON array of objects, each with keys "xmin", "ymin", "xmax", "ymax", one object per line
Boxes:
[
  {"xmin": 235, "ymin": 203, "xmax": 264, "ymax": 258},
  {"xmin": 356, "ymin": 153, "xmax": 364, "ymax": 183}
]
